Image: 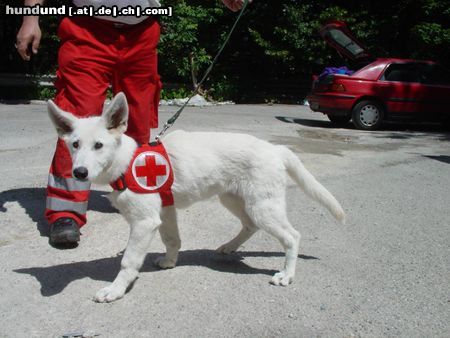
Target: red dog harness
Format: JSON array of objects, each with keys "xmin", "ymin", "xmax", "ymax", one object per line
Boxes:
[{"xmin": 110, "ymin": 142, "xmax": 174, "ymax": 206}]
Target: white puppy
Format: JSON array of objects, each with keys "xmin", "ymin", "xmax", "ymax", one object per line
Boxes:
[{"xmin": 47, "ymin": 92, "xmax": 345, "ymax": 303}]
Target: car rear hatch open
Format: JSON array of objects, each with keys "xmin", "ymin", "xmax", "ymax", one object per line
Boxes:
[{"xmin": 319, "ymin": 21, "xmax": 372, "ymax": 62}]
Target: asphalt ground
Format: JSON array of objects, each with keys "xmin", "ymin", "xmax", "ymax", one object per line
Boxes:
[{"xmin": 0, "ymin": 102, "xmax": 449, "ymax": 337}]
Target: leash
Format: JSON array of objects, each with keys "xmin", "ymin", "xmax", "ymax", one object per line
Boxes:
[{"xmin": 155, "ymin": 0, "xmax": 249, "ymax": 142}]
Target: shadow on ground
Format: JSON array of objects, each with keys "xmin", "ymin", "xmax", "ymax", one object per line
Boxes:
[
  {"xmin": 276, "ymin": 116, "xmax": 338, "ymax": 129},
  {"xmin": 14, "ymin": 250, "xmax": 318, "ymax": 297},
  {"xmin": 276, "ymin": 116, "xmax": 450, "ymax": 141},
  {"xmin": 0, "ymin": 188, "xmax": 117, "ymax": 237},
  {"xmin": 423, "ymin": 155, "xmax": 450, "ymax": 164}
]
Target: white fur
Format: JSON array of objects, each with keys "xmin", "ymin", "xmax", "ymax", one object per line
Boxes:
[{"xmin": 47, "ymin": 93, "xmax": 346, "ymax": 303}]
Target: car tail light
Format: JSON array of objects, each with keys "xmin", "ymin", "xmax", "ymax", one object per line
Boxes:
[{"xmin": 330, "ymin": 83, "xmax": 346, "ymax": 92}]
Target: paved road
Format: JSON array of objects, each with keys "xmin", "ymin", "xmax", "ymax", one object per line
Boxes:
[{"xmin": 0, "ymin": 102, "xmax": 449, "ymax": 337}]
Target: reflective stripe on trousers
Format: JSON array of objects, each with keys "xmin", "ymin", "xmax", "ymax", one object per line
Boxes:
[
  {"xmin": 46, "ymin": 172, "xmax": 90, "ymax": 225},
  {"xmin": 46, "ymin": 196, "xmax": 88, "ymax": 215},
  {"xmin": 48, "ymin": 173, "xmax": 91, "ymax": 191}
]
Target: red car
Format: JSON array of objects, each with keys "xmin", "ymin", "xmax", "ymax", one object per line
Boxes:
[{"xmin": 307, "ymin": 21, "xmax": 450, "ymax": 130}]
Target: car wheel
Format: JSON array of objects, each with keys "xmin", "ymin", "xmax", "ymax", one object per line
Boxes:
[
  {"xmin": 352, "ymin": 100, "xmax": 385, "ymax": 130},
  {"xmin": 327, "ymin": 115, "xmax": 351, "ymax": 126}
]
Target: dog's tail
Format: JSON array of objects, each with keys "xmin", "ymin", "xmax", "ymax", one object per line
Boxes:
[{"xmin": 278, "ymin": 146, "xmax": 346, "ymax": 224}]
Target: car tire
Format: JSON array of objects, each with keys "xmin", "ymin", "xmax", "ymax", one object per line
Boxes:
[
  {"xmin": 352, "ymin": 100, "xmax": 385, "ymax": 130},
  {"xmin": 327, "ymin": 115, "xmax": 351, "ymax": 126}
]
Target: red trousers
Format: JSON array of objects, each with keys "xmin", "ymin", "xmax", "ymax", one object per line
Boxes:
[{"xmin": 46, "ymin": 16, "xmax": 161, "ymax": 226}]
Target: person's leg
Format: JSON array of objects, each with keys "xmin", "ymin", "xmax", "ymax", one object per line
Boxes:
[
  {"xmin": 46, "ymin": 17, "xmax": 117, "ymax": 242},
  {"xmin": 112, "ymin": 19, "xmax": 161, "ymax": 144}
]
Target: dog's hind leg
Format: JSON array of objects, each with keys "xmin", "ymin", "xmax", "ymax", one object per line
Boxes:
[
  {"xmin": 245, "ymin": 198, "xmax": 300, "ymax": 286},
  {"xmin": 216, "ymin": 193, "xmax": 258, "ymax": 254},
  {"xmin": 94, "ymin": 218, "xmax": 160, "ymax": 303},
  {"xmin": 154, "ymin": 206, "xmax": 181, "ymax": 269}
]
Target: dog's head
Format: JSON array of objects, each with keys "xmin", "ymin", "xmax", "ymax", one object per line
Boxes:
[{"xmin": 47, "ymin": 92, "xmax": 129, "ymax": 181}]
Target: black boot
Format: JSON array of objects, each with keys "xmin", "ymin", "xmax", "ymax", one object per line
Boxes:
[{"xmin": 50, "ymin": 217, "xmax": 80, "ymax": 247}]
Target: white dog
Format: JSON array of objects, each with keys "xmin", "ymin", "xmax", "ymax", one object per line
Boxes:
[{"xmin": 47, "ymin": 92, "xmax": 345, "ymax": 303}]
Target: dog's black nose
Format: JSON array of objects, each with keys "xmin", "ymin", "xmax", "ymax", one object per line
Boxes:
[{"xmin": 73, "ymin": 167, "xmax": 88, "ymax": 180}]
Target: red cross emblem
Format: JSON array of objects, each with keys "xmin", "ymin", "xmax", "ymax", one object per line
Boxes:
[{"xmin": 131, "ymin": 151, "xmax": 170, "ymax": 191}]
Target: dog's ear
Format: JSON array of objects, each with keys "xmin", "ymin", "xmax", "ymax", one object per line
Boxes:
[
  {"xmin": 103, "ymin": 92, "xmax": 128, "ymax": 135},
  {"xmin": 47, "ymin": 100, "xmax": 77, "ymax": 138}
]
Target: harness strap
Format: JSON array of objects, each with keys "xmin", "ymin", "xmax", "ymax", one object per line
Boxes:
[
  {"xmin": 110, "ymin": 175, "xmax": 127, "ymax": 191},
  {"xmin": 111, "ymin": 176, "xmax": 174, "ymax": 206},
  {"xmin": 110, "ymin": 142, "xmax": 174, "ymax": 207}
]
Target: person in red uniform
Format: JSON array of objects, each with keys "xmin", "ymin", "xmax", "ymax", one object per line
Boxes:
[{"xmin": 16, "ymin": 0, "xmax": 248, "ymax": 246}]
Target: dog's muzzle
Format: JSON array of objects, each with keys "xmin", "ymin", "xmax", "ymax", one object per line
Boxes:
[{"xmin": 73, "ymin": 167, "xmax": 89, "ymax": 180}]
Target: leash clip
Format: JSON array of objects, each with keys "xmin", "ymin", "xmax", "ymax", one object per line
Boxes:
[{"xmin": 155, "ymin": 122, "xmax": 171, "ymax": 143}]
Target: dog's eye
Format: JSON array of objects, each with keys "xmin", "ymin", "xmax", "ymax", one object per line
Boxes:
[
  {"xmin": 72, "ymin": 141, "xmax": 79, "ymax": 149},
  {"xmin": 94, "ymin": 142, "xmax": 103, "ymax": 150}
]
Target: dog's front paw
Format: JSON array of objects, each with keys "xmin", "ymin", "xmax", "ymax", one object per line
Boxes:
[
  {"xmin": 153, "ymin": 256, "xmax": 176, "ymax": 269},
  {"xmin": 94, "ymin": 285, "xmax": 126, "ymax": 303},
  {"xmin": 270, "ymin": 271, "xmax": 293, "ymax": 286}
]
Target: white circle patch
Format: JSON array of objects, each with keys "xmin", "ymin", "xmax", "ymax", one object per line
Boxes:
[{"xmin": 131, "ymin": 151, "xmax": 170, "ymax": 191}]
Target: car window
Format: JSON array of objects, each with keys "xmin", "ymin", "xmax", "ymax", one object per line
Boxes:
[
  {"xmin": 325, "ymin": 28, "xmax": 365, "ymax": 57},
  {"xmin": 421, "ymin": 64, "xmax": 450, "ymax": 86},
  {"xmin": 382, "ymin": 63, "xmax": 423, "ymax": 83}
]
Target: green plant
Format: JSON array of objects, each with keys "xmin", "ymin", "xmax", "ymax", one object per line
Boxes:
[
  {"xmin": 160, "ymin": 86, "xmax": 191, "ymax": 100},
  {"xmin": 207, "ymin": 76, "xmax": 237, "ymax": 101},
  {"xmin": 159, "ymin": 1, "xmax": 218, "ymax": 88},
  {"xmin": 38, "ymin": 86, "xmax": 56, "ymax": 100}
]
